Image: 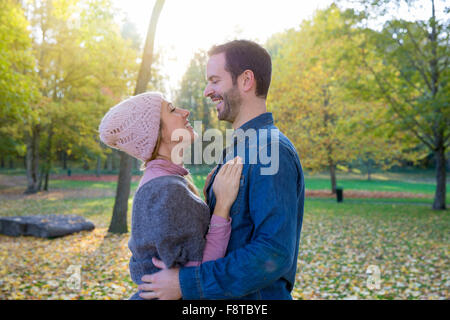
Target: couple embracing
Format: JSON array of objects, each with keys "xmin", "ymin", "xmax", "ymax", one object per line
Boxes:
[{"xmin": 99, "ymin": 40, "xmax": 305, "ymax": 300}]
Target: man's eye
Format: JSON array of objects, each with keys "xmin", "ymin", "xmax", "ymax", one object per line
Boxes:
[{"xmin": 171, "ymin": 107, "xmax": 176, "ymax": 112}]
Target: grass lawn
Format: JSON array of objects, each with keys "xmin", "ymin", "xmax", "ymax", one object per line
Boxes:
[
  {"xmin": 0, "ymin": 171, "xmax": 448, "ymax": 300},
  {"xmin": 305, "ymin": 177, "xmax": 437, "ymax": 194},
  {"xmin": 295, "ymin": 200, "xmax": 448, "ymax": 299}
]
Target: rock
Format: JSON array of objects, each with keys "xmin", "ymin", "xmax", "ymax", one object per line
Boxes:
[{"xmin": 0, "ymin": 214, "xmax": 95, "ymax": 238}]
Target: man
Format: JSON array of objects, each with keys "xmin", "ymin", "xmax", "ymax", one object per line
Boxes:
[{"xmin": 138, "ymin": 40, "xmax": 305, "ymax": 300}]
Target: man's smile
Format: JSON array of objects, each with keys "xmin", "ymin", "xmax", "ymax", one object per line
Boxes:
[{"xmin": 211, "ymin": 95, "xmax": 224, "ymax": 111}]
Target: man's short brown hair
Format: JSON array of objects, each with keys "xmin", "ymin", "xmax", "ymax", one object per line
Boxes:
[{"xmin": 208, "ymin": 40, "xmax": 272, "ymax": 99}]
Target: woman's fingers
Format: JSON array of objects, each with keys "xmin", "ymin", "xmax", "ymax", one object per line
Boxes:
[
  {"xmin": 227, "ymin": 156, "xmax": 241, "ymax": 169},
  {"xmin": 233, "ymin": 158, "xmax": 243, "ymax": 179},
  {"xmin": 216, "ymin": 156, "xmax": 243, "ymax": 182},
  {"xmin": 228, "ymin": 156, "xmax": 242, "ymax": 178},
  {"xmin": 212, "ymin": 156, "xmax": 244, "ymax": 210},
  {"xmin": 219, "ymin": 159, "xmax": 232, "ymax": 176}
]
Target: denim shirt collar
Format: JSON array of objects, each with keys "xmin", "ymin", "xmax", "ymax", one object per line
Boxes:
[
  {"xmin": 236, "ymin": 112, "xmax": 274, "ymax": 132},
  {"xmin": 223, "ymin": 112, "xmax": 275, "ymax": 162}
]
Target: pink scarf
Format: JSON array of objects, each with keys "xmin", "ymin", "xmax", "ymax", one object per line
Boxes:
[{"xmin": 137, "ymin": 159, "xmax": 189, "ymax": 190}]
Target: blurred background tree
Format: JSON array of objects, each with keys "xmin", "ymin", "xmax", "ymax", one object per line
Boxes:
[
  {"xmin": 0, "ymin": 0, "xmax": 41, "ymax": 189},
  {"xmin": 108, "ymin": 0, "xmax": 165, "ymax": 234},
  {"xmin": 349, "ymin": 0, "xmax": 449, "ymax": 209},
  {"xmin": 0, "ymin": 0, "xmax": 164, "ymax": 193},
  {"xmin": 268, "ymin": 5, "xmax": 417, "ymax": 193},
  {"xmin": 0, "ymin": 0, "xmax": 447, "ymax": 210}
]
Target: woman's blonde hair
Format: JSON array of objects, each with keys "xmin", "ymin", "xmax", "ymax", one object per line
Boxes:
[{"xmin": 140, "ymin": 121, "xmax": 200, "ymax": 197}]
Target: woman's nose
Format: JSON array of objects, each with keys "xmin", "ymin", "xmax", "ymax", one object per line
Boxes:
[{"xmin": 181, "ymin": 108, "xmax": 190, "ymax": 118}]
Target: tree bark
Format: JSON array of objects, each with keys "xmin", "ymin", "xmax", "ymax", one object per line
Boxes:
[
  {"xmin": 96, "ymin": 155, "xmax": 102, "ymax": 177},
  {"xmin": 108, "ymin": 0, "xmax": 165, "ymax": 234},
  {"xmin": 108, "ymin": 151, "xmax": 133, "ymax": 234},
  {"xmin": 432, "ymin": 144, "xmax": 446, "ymax": 210},
  {"xmin": 25, "ymin": 124, "xmax": 41, "ymax": 194},
  {"xmin": 329, "ymin": 158, "xmax": 337, "ymax": 194},
  {"xmin": 429, "ymin": 0, "xmax": 446, "ymax": 210},
  {"xmin": 112, "ymin": 151, "xmax": 117, "ymax": 170},
  {"xmin": 37, "ymin": 166, "xmax": 44, "ymax": 192},
  {"xmin": 62, "ymin": 151, "xmax": 67, "ymax": 170},
  {"xmin": 43, "ymin": 123, "xmax": 54, "ymax": 191},
  {"xmin": 133, "ymin": 0, "xmax": 165, "ymax": 95},
  {"xmin": 106, "ymin": 152, "xmax": 113, "ymax": 171}
]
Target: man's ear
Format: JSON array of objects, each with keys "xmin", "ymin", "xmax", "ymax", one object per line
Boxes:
[{"xmin": 239, "ymin": 70, "xmax": 255, "ymax": 93}]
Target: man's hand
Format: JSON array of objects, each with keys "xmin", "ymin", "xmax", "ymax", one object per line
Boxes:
[
  {"xmin": 203, "ymin": 165, "xmax": 218, "ymax": 199},
  {"xmin": 138, "ymin": 257, "xmax": 182, "ymax": 300}
]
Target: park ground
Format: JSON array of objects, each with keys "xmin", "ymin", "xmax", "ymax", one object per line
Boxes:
[{"xmin": 0, "ymin": 168, "xmax": 448, "ymax": 300}]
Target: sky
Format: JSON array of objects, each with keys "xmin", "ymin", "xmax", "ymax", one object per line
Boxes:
[
  {"xmin": 112, "ymin": 0, "xmax": 445, "ymax": 99},
  {"xmin": 112, "ymin": 0, "xmax": 334, "ymax": 99}
]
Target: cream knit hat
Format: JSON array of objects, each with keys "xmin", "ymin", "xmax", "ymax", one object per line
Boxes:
[{"xmin": 98, "ymin": 92, "xmax": 163, "ymax": 162}]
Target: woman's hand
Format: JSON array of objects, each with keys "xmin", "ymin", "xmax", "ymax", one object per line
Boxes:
[{"xmin": 212, "ymin": 157, "xmax": 243, "ymax": 214}]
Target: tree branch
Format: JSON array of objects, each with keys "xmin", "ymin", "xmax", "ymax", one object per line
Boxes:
[
  {"xmin": 392, "ymin": 36, "xmax": 433, "ymax": 92},
  {"xmin": 360, "ymin": 46, "xmax": 435, "ymax": 150}
]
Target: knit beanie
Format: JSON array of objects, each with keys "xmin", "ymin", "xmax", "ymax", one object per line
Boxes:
[{"xmin": 98, "ymin": 92, "xmax": 163, "ymax": 162}]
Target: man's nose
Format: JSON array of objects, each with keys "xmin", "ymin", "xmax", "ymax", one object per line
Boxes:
[{"xmin": 204, "ymin": 84, "xmax": 213, "ymax": 98}]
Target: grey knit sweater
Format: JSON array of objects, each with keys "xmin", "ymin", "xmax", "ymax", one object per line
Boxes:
[{"xmin": 128, "ymin": 175, "xmax": 210, "ymax": 287}]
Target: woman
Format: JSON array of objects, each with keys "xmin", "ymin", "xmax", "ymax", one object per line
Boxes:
[{"xmin": 98, "ymin": 92, "xmax": 242, "ymax": 300}]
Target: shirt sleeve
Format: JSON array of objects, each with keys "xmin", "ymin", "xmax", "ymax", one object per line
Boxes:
[
  {"xmin": 179, "ymin": 144, "xmax": 303, "ymax": 299},
  {"xmin": 185, "ymin": 215, "xmax": 232, "ymax": 267}
]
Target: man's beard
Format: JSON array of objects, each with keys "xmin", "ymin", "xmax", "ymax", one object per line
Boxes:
[{"xmin": 218, "ymin": 85, "xmax": 241, "ymax": 122}]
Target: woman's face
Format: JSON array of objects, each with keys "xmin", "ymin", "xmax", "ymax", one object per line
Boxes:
[{"xmin": 160, "ymin": 99, "xmax": 197, "ymax": 145}]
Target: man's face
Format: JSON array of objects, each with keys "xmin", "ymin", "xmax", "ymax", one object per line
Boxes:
[{"xmin": 204, "ymin": 53, "xmax": 241, "ymax": 123}]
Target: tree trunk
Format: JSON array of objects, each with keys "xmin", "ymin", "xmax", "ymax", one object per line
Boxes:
[
  {"xmin": 25, "ymin": 124, "xmax": 41, "ymax": 194},
  {"xmin": 96, "ymin": 155, "xmax": 101, "ymax": 177},
  {"xmin": 106, "ymin": 153, "xmax": 113, "ymax": 171},
  {"xmin": 83, "ymin": 160, "xmax": 89, "ymax": 171},
  {"xmin": 108, "ymin": 151, "xmax": 133, "ymax": 234},
  {"xmin": 37, "ymin": 166, "xmax": 44, "ymax": 192},
  {"xmin": 111, "ymin": 151, "xmax": 117, "ymax": 170},
  {"xmin": 133, "ymin": 0, "xmax": 165, "ymax": 95},
  {"xmin": 43, "ymin": 169, "xmax": 49, "ymax": 191},
  {"xmin": 43, "ymin": 123, "xmax": 54, "ymax": 191},
  {"xmin": 429, "ymin": 0, "xmax": 446, "ymax": 210},
  {"xmin": 327, "ymin": 142, "xmax": 337, "ymax": 194},
  {"xmin": 62, "ymin": 151, "xmax": 67, "ymax": 170},
  {"xmin": 367, "ymin": 161, "xmax": 371, "ymax": 181},
  {"xmin": 432, "ymin": 145, "xmax": 446, "ymax": 210},
  {"xmin": 329, "ymin": 159, "xmax": 337, "ymax": 194},
  {"xmin": 108, "ymin": 0, "xmax": 165, "ymax": 234},
  {"xmin": 0, "ymin": 156, "xmax": 4, "ymax": 168}
]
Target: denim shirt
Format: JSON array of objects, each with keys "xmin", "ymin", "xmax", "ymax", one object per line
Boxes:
[{"xmin": 179, "ymin": 112, "xmax": 305, "ymax": 300}]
